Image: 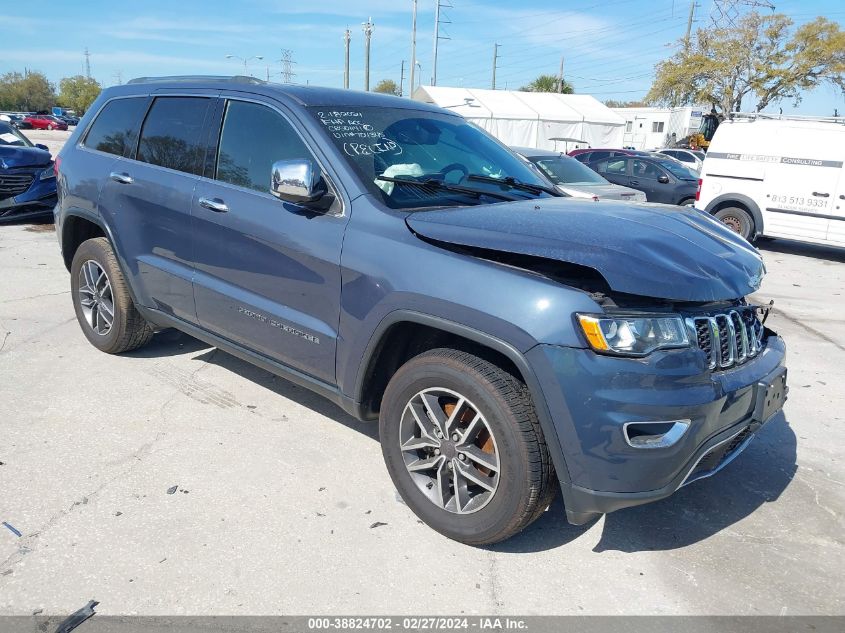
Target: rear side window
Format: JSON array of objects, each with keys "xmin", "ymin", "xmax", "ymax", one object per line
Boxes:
[
  {"xmin": 83, "ymin": 97, "xmax": 148, "ymax": 157},
  {"xmin": 215, "ymin": 100, "xmax": 314, "ymax": 193},
  {"xmin": 137, "ymin": 97, "xmax": 212, "ymax": 176}
]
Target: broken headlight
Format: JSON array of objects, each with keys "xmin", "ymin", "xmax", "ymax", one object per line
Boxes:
[{"xmin": 577, "ymin": 314, "xmax": 689, "ymax": 356}]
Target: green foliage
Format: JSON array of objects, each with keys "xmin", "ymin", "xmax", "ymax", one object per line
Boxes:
[
  {"xmin": 58, "ymin": 75, "xmax": 102, "ymax": 114},
  {"xmin": 0, "ymin": 71, "xmax": 56, "ymax": 112},
  {"xmin": 520, "ymin": 74, "xmax": 574, "ymax": 94},
  {"xmin": 646, "ymin": 12, "xmax": 845, "ymax": 113},
  {"xmin": 373, "ymin": 79, "xmax": 401, "ymax": 96}
]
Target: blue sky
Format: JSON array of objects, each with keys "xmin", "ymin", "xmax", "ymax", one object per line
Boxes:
[{"xmin": 4, "ymin": 0, "xmax": 844, "ymax": 114}]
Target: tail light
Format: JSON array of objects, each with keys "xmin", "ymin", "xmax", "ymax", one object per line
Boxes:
[{"xmin": 695, "ymin": 178, "xmax": 702, "ymax": 201}]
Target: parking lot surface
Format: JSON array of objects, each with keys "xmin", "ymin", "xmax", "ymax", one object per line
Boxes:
[{"xmin": 1, "ymin": 220, "xmax": 844, "ymax": 614}]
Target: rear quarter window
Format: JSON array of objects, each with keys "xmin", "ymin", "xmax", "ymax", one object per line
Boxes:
[{"xmin": 83, "ymin": 97, "xmax": 149, "ymax": 157}]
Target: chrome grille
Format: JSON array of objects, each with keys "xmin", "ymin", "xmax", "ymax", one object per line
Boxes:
[
  {"xmin": 687, "ymin": 307, "xmax": 764, "ymax": 370},
  {"xmin": 0, "ymin": 173, "xmax": 35, "ymax": 200}
]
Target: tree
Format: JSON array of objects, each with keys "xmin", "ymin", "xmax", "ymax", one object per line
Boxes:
[
  {"xmin": 373, "ymin": 79, "xmax": 401, "ymax": 96},
  {"xmin": 519, "ymin": 74, "xmax": 574, "ymax": 93},
  {"xmin": 58, "ymin": 75, "xmax": 102, "ymax": 114},
  {"xmin": 646, "ymin": 13, "xmax": 845, "ymax": 114},
  {"xmin": 0, "ymin": 71, "xmax": 56, "ymax": 111},
  {"xmin": 603, "ymin": 99, "xmax": 647, "ymax": 108}
]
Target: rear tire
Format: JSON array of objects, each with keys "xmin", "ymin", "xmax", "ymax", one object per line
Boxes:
[
  {"xmin": 47, "ymin": 123, "xmax": 54, "ymax": 130},
  {"xmin": 679, "ymin": 198, "xmax": 696, "ymax": 207},
  {"xmin": 70, "ymin": 237, "xmax": 154, "ymax": 354},
  {"xmin": 379, "ymin": 348, "xmax": 556, "ymax": 545},
  {"xmin": 714, "ymin": 206, "xmax": 755, "ymax": 241}
]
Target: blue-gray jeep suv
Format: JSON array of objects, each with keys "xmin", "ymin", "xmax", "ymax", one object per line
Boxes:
[{"xmin": 53, "ymin": 77, "xmax": 787, "ymax": 544}]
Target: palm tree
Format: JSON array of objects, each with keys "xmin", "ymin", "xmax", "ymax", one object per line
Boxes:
[{"xmin": 520, "ymin": 74, "xmax": 574, "ymax": 93}]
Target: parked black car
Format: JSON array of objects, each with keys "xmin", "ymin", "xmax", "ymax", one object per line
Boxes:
[
  {"xmin": 587, "ymin": 155, "xmax": 699, "ymax": 206},
  {"xmin": 7, "ymin": 114, "xmax": 33, "ymax": 130},
  {"xmin": 0, "ymin": 122, "xmax": 57, "ymax": 223},
  {"xmin": 58, "ymin": 115, "xmax": 80, "ymax": 126}
]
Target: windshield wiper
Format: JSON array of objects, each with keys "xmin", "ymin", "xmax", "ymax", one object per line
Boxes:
[
  {"xmin": 375, "ymin": 176, "xmax": 519, "ymax": 202},
  {"xmin": 466, "ymin": 174, "xmax": 563, "ymax": 197}
]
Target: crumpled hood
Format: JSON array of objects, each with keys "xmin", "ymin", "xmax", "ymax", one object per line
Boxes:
[
  {"xmin": 0, "ymin": 146, "xmax": 52, "ymax": 169},
  {"xmin": 406, "ymin": 198, "xmax": 765, "ymax": 302}
]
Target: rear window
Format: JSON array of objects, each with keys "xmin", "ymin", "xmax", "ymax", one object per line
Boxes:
[
  {"xmin": 83, "ymin": 97, "xmax": 148, "ymax": 157},
  {"xmin": 137, "ymin": 97, "xmax": 212, "ymax": 176}
]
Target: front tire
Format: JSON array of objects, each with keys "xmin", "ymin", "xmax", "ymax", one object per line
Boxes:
[
  {"xmin": 379, "ymin": 348, "xmax": 556, "ymax": 545},
  {"xmin": 47, "ymin": 124, "xmax": 54, "ymax": 130},
  {"xmin": 70, "ymin": 237, "xmax": 154, "ymax": 354},
  {"xmin": 714, "ymin": 206, "xmax": 755, "ymax": 241}
]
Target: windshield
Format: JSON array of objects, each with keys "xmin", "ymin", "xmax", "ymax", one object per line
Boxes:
[
  {"xmin": 658, "ymin": 160, "xmax": 698, "ymax": 180},
  {"xmin": 308, "ymin": 106, "xmax": 554, "ymax": 209},
  {"xmin": 0, "ymin": 123, "xmax": 32, "ymax": 147},
  {"xmin": 529, "ymin": 154, "xmax": 607, "ymax": 186}
]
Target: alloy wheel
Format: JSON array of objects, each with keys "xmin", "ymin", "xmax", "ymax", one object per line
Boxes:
[
  {"xmin": 77, "ymin": 260, "xmax": 115, "ymax": 336},
  {"xmin": 399, "ymin": 387, "xmax": 500, "ymax": 514}
]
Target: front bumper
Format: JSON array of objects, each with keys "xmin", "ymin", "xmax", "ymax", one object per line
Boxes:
[
  {"xmin": 0, "ymin": 172, "xmax": 57, "ymax": 222},
  {"xmin": 526, "ymin": 334, "xmax": 787, "ymax": 524}
]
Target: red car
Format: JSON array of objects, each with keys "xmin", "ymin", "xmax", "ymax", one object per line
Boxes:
[{"xmin": 23, "ymin": 115, "xmax": 68, "ymax": 131}]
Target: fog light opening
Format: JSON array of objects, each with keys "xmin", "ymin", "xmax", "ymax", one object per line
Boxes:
[{"xmin": 623, "ymin": 420, "xmax": 690, "ymax": 449}]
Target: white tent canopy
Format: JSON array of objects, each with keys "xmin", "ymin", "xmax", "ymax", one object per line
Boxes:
[{"xmin": 412, "ymin": 86, "xmax": 625, "ymax": 150}]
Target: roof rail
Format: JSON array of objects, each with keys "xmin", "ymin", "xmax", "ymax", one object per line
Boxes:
[
  {"xmin": 729, "ymin": 111, "xmax": 845, "ymax": 125},
  {"xmin": 127, "ymin": 75, "xmax": 267, "ymax": 85}
]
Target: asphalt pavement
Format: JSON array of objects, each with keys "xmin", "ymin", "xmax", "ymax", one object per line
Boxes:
[{"xmin": 0, "ymin": 217, "xmax": 843, "ymax": 616}]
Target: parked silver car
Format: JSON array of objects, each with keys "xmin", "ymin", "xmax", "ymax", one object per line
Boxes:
[
  {"xmin": 657, "ymin": 148, "xmax": 705, "ymax": 173},
  {"xmin": 513, "ymin": 146, "xmax": 646, "ymax": 202}
]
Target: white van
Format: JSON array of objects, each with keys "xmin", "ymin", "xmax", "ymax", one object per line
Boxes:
[{"xmin": 697, "ymin": 116, "xmax": 845, "ymax": 246}]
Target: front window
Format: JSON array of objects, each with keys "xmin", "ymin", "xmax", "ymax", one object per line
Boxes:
[
  {"xmin": 530, "ymin": 155, "xmax": 607, "ymax": 185},
  {"xmin": 0, "ymin": 124, "xmax": 32, "ymax": 147},
  {"xmin": 308, "ymin": 106, "xmax": 553, "ymax": 209}
]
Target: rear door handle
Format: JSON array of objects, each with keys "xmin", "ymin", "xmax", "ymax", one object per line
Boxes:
[
  {"xmin": 109, "ymin": 172, "xmax": 133, "ymax": 184},
  {"xmin": 812, "ymin": 191, "xmax": 830, "ymax": 198},
  {"xmin": 198, "ymin": 197, "xmax": 228, "ymax": 213},
  {"xmin": 629, "ymin": 180, "xmax": 640, "ymax": 186}
]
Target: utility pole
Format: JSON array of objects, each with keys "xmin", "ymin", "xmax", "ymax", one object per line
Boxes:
[
  {"xmin": 84, "ymin": 47, "xmax": 91, "ymax": 79},
  {"xmin": 362, "ymin": 18, "xmax": 374, "ymax": 91},
  {"xmin": 557, "ymin": 55, "xmax": 565, "ymax": 93},
  {"xmin": 409, "ymin": 0, "xmax": 417, "ymax": 97},
  {"xmin": 491, "ymin": 43, "xmax": 499, "ymax": 90},
  {"xmin": 399, "ymin": 60, "xmax": 406, "ymax": 97},
  {"xmin": 280, "ymin": 49, "xmax": 296, "ymax": 83},
  {"xmin": 266, "ymin": 66, "xmax": 270, "ymax": 82},
  {"xmin": 431, "ymin": 0, "xmax": 452, "ymax": 86},
  {"xmin": 343, "ymin": 28, "xmax": 351, "ymax": 89},
  {"xmin": 684, "ymin": 1, "xmax": 696, "ymax": 50}
]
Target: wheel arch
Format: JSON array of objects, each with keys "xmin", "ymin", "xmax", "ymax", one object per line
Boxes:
[
  {"xmin": 60, "ymin": 211, "xmax": 109, "ymax": 271},
  {"xmin": 353, "ymin": 311, "xmax": 573, "ymax": 486},
  {"xmin": 704, "ymin": 193, "xmax": 764, "ymax": 237}
]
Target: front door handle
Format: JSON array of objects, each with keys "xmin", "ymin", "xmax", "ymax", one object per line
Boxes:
[
  {"xmin": 812, "ymin": 191, "xmax": 830, "ymax": 198},
  {"xmin": 629, "ymin": 180, "xmax": 640, "ymax": 186},
  {"xmin": 198, "ymin": 197, "xmax": 228, "ymax": 213},
  {"xmin": 109, "ymin": 172, "xmax": 133, "ymax": 184}
]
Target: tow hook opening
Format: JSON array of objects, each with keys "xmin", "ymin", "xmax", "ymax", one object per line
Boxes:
[{"xmin": 623, "ymin": 420, "xmax": 690, "ymax": 449}]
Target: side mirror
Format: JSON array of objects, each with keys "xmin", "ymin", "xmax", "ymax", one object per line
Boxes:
[
  {"xmin": 271, "ymin": 159, "xmax": 328, "ymax": 206},
  {"xmin": 35, "ymin": 144, "xmax": 49, "ymax": 151},
  {"xmin": 657, "ymin": 174, "xmax": 670, "ymax": 184}
]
